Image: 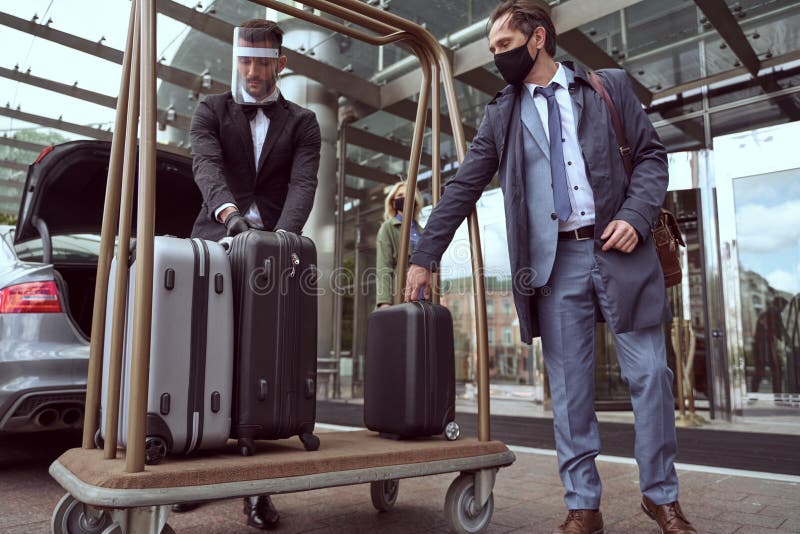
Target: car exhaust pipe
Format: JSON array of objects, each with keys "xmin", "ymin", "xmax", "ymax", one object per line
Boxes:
[
  {"xmin": 35, "ymin": 408, "xmax": 59, "ymax": 427},
  {"xmin": 61, "ymin": 407, "xmax": 83, "ymax": 427}
]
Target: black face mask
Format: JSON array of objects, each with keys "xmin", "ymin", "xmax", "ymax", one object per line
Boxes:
[
  {"xmin": 393, "ymin": 197, "xmax": 405, "ymax": 213},
  {"xmin": 494, "ymin": 34, "xmax": 539, "ymax": 86}
]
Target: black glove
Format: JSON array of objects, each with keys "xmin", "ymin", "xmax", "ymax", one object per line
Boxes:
[{"xmin": 225, "ymin": 212, "xmax": 250, "ymax": 237}]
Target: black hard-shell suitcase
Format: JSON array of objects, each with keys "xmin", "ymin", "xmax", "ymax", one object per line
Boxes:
[
  {"xmin": 364, "ymin": 301, "xmax": 459, "ymax": 440},
  {"xmin": 227, "ymin": 229, "xmax": 319, "ymax": 455}
]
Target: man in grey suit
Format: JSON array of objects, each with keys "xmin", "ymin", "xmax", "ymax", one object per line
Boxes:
[
  {"xmin": 405, "ymin": 2, "xmax": 695, "ymax": 533},
  {"xmin": 179, "ymin": 19, "xmax": 320, "ymax": 530}
]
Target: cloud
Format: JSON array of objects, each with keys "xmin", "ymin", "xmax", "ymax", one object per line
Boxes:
[
  {"xmin": 765, "ymin": 267, "xmax": 800, "ymax": 295},
  {"xmin": 736, "ymin": 200, "xmax": 800, "ymax": 253}
]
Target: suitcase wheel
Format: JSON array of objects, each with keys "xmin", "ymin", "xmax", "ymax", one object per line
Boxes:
[
  {"xmin": 144, "ymin": 436, "xmax": 168, "ymax": 465},
  {"xmin": 93, "ymin": 428, "xmax": 104, "ymax": 450},
  {"xmin": 300, "ymin": 432, "xmax": 320, "ymax": 451},
  {"xmin": 238, "ymin": 437, "xmax": 256, "ymax": 457},
  {"xmin": 444, "ymin": 422, "xmax": 461, "ymax": 441}
]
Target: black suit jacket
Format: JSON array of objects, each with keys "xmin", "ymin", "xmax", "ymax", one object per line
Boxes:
[{"xmin": 189, "ymin": 91, "xmax": 321, "ymax": 240}]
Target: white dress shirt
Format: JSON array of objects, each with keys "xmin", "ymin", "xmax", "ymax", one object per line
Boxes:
[
  {"xmin": 214, "ymin": 87, "xmax": 281, "ymax": 228},
  {"xmin": 525, "ymin": 63, "xmax": 595, "ymax": 232}
]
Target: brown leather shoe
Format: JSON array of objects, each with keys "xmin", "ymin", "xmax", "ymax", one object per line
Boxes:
[
  {"xmin": 641, "ymin": 496, "xmax": 696, "ymax": 533},
  {"xmin": 552, "ymin": 509, "xmax": 604, "ymax": 534}
]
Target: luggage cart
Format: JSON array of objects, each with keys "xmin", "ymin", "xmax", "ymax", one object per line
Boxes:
[
  {"xmin": 50, "ymin": 430, "xmax": 515, "ymax": 534},
  {"xmin": 50, "ymin": 1, "xmax": 515, "ymax": 532}
]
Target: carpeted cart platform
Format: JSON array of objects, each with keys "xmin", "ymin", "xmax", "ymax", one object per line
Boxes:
[{"xmin": 49, "ymin": 431, "xmax": 515, "ymax": 533}]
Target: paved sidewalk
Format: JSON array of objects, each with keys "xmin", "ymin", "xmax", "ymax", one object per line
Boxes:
[{"xmin": 2, "ymin": 429, "xmax": 799, "ymax": 533}]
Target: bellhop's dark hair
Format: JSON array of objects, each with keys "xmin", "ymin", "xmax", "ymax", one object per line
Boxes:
[{"xmin": 239, "ymin": 19, "xmax": 284, "ymax": 54}]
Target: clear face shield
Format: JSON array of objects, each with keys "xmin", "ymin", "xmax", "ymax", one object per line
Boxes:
[{"xmin": 232, "ymin": 26, "xmax": 282, "ymax": 105}]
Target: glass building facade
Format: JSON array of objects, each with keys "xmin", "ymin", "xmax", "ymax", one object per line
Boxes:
[{"xmin": 0, "ymin": 0, "xmax": 798, "ymax": 424}]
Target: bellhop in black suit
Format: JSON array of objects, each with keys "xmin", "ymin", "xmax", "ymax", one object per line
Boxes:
[{"xmin": 189, "ymin": 90, "xmax": 321, "ymax": 239}]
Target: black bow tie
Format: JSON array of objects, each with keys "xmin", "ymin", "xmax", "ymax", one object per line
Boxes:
[{"xmin": 241, "ymin": 102, "xmax": 278, "ymax": 121}]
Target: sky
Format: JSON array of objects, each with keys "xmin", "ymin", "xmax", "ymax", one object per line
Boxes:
[
  {"xmin": 0, "ymin": 0, "xmax": 202, "ymax": 135},
  {"xmin": 716, "ymin": 122, "xmax": 800, "ymax": 295}
]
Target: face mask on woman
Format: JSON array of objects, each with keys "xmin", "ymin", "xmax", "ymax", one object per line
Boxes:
[{"xmin": 393, "ymin": 197, "xmax": 405, "ymax": 213}]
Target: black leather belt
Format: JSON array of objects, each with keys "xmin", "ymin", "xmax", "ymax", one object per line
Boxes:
[{"xmin": 558, "ymin": 225, "xmax": 594, "ymax": 241}]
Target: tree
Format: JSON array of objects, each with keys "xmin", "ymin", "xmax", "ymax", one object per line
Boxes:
[{"xmin": 0, "ymin": 130, "xmax": 70, "ymax": 216}]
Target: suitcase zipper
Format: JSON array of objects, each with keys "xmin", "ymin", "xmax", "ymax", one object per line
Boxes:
[
  {"xmin": 185, "ymin": 239, "xmax": 209, "ymax": 454},
  {"xmin": 276, "ymin": 231, "xmax": 287, "ymax": 437},
  {"xmin": 278, "ymin": 231, "xmax": 299, "ymax": 436},
  {"xmin": 288, "ymin": 236, "xmax": 298, "ymax": 432},
  {"xmin": 419, "ymin": 301, "xmax": 432, "ymax": 432},
  {"xmin": 196, "ymin": 239, "xmax": 210, "ymax": 450}
]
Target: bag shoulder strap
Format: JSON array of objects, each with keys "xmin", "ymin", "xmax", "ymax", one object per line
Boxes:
[{"xmin": 587, "ymin": 72, "xmax": 633, "ymax": 179}]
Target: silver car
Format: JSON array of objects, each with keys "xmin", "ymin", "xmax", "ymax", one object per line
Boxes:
[{"xmin": 0, "ymin": 140, "xmax": 199, "ymax": 434}]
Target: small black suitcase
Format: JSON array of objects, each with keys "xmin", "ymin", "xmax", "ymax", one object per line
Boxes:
[
  {"xmin": 364, "ymin": 301, "xmax": 458, "ymax": 440},
  {"xmin": 228, "ymin": 229, "xmax": 319, "ymax": 455}
]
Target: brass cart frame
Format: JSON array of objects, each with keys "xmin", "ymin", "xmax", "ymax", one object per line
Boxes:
[{"xmin": 49, "ymin": 1, "xmax": 514, "ymax": 533}]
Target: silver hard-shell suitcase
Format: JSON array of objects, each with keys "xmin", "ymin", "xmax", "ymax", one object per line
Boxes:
[{"xmin": 99, "ymin": 236, "xmax": 234, "ymax": 464}]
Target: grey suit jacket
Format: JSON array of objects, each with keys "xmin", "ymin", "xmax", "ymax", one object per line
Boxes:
[
  {"xmin": 410, "ymin": 62, "xmax": 670, "ymax": 343},
  {"xmin": 189, "ymin": 92, "xmax": 321, "ymax": 240}
]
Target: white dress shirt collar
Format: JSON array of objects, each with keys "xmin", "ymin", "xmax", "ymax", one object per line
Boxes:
[
  {"xmin": 525, "ymin": 63, "xmax": 567, "ymax": 97},
  {"xmin": 239, "ymin": 86, "xmax": 280, "ymax": 104}
]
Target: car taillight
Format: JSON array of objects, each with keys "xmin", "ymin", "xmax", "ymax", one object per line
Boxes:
[
  {"xmin": 0, "ymin": 281, "xmax": 62, "ymax": 314},
  {"xmin": 34, "ymin": 145, "xmax": 55, "ymax": 164}
]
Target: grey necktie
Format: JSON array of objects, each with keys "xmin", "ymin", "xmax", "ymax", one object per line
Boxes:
[{"xmin": 535, "ymin": 83, "xmax": 572, "ymax": 221}]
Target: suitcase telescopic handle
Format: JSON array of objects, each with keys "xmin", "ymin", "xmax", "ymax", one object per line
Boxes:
[{"xmin": 263, "ymin": 258, "xmax": 272, "ymax": 283}]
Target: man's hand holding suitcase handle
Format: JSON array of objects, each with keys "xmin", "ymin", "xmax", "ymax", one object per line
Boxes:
[
  {"xmin": 404, "ymin": 264, "xmax": 432, "ymax": 303},
  {"xmin": 224, "ymin": 210, "xmax": 251, "ymax": 237}
]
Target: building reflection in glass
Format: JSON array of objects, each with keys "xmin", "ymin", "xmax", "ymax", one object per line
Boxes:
[{"xmin": 732, "ymin": 169, "xmax": 800, "ymax": 402}]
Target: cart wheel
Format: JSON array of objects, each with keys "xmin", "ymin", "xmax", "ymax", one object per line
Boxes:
[
  {"xmin": 444, "ymin": 421, "xmax": 461, "ymax": 441},
  {"xmin": 144, "ymin": 436, "xmax": 168, "ymax": 465},
  {"xmin": 52, "ymin": 493, "xmax": 112, "ymax": 534},
  {"xmin": 370, "ymin": 479, "xmax": 399, "ymax": 512},
  {"xmin": 444, "ymin": 474, "xmax": 494, "ymax": 534},
  {"xmin": 300, "ymin": 432, "xmax": 320, "ymax": 451},
  {"xmin": 239, "ymin": 437, "xmax": 256, "ymax": 456},
  {"xmin": 93, "ymin": 428, "xmax": 104, "ymax": 450}
]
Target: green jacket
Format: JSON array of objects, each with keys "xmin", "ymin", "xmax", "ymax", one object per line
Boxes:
[{"xmin": 375, "ymin": 217, "xmax": 423, "ymax": 306}]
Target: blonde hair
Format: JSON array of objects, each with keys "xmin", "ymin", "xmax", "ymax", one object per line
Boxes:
[{"xmin": 384, "ymin": 181, "xmax": 424, "ymax": 222}]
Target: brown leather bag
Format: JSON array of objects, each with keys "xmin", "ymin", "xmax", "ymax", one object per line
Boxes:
[{"xmin": 587, "ymin": 72, "xmax": 685, "ymax": 288}]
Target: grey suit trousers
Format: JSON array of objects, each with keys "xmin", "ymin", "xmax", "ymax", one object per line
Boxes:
[{"xmin": 535, "ymin": 238, "xmax": 679, "ymax": 510}]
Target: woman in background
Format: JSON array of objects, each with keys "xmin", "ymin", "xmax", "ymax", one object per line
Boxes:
[{"xmin": 375, "ymin": 182, "xmax": 424, "ymax": 308}]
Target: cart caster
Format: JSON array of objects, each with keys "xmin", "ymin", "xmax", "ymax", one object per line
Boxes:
[
  {"xmin": 52, "ymin": 493, "xmax": 112, "ymax": 534},
  {"xmin": 94, "ymin": 428, "xmax": 104, "ymax": 450},
  {"xmin": 444, "ymin": 474, "xmax": 494, "ymax": 534},
  {"xmin": 239, "ymin": 437, "xmax": 256, "ymax": 456},
  {"xmin": 300, "ymin": 432, "xmax": 320, "ymax": 451},
  {"xmin": 370, "ymin": 479, "xmax": 399, "ymax": 512},
  {"xmin": 144, "ymin": 436, "xmax": 168, "ymax": 465},
  {"xmin": 444, "ymin": 421, "xmax": 460, "ymax": 441}
]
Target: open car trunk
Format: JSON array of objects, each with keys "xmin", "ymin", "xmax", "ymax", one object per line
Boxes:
[
  {"xmin": 53, "ymin": 264, "xmax": 97, "ymax": 340},
  {"xmin": 13, "ymin": 140, "xmax": 202, "ymax": 340}
]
